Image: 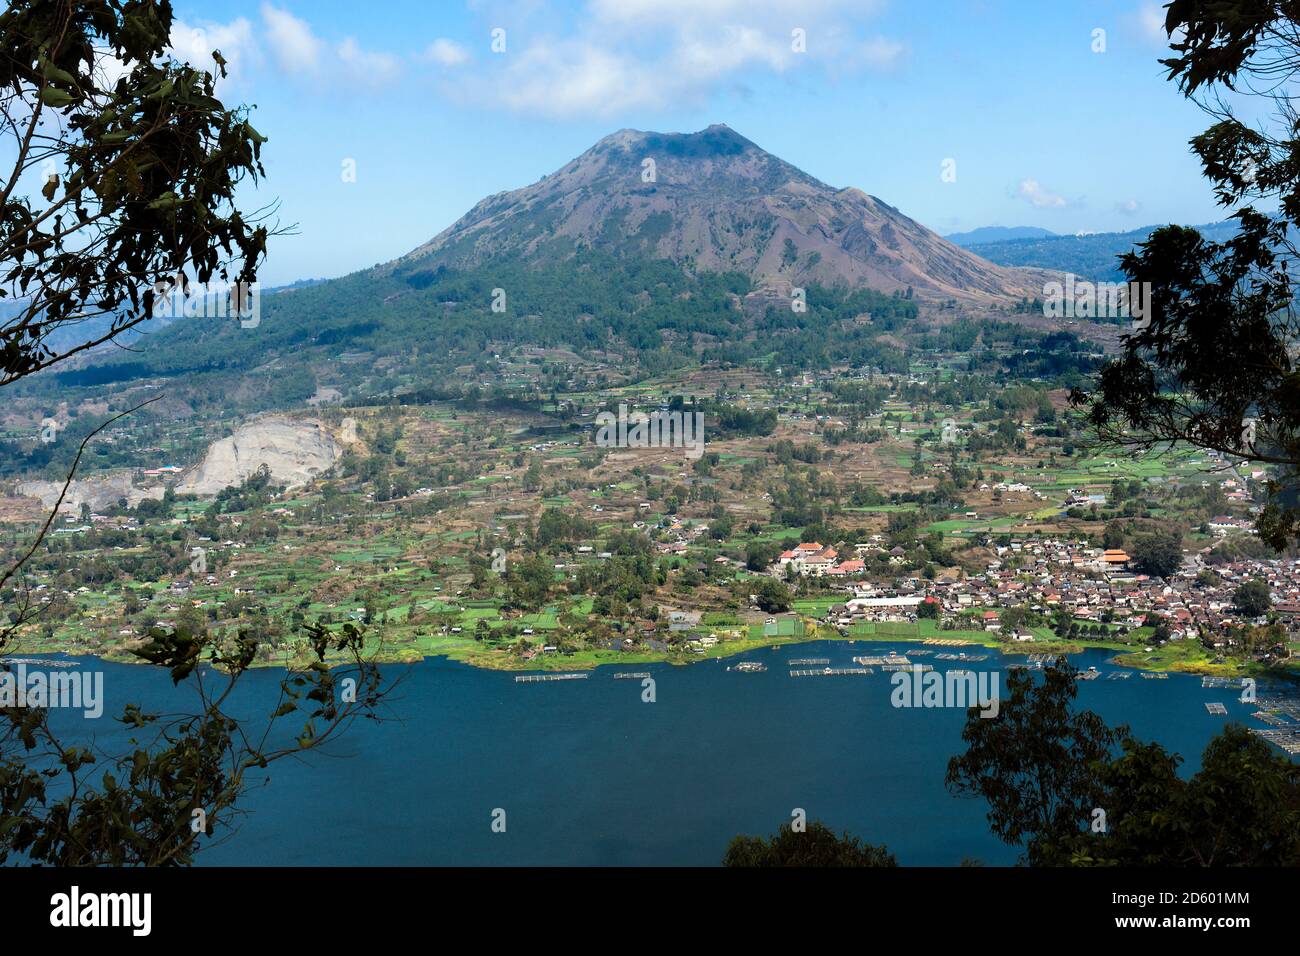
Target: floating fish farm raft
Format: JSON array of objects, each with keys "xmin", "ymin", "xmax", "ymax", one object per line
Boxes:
[
  {"xmin": 1251, "ymin": 728, "xmax": 1300, "ymax": 756},
  {"xmin": 1202, "ymin": 676, "xmax": 1248, "ymax": 689},
  {"xmin": 611, "ymin": 672, "xmax": 651, "ymax": 680},
  {"xmin": 1248, "ymin": 693, "xmax": 1300, "ymax": 755},
  {"xmin": 515, "ymin": 673, "xmax": 589, "ymax": 682},
  {"xmin": 790, "ymin": 667, "xmax": 873, "ymax": 677}
]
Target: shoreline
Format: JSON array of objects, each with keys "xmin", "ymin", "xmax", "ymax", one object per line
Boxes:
[{"xmin": 10, "ymin": 618, "xmax": 1297, "ymax": 683}]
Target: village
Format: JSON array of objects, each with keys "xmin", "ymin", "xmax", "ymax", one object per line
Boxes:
[{"xmin": 764, "ymin": 533, "xmax": 1297, "ymax": 659}]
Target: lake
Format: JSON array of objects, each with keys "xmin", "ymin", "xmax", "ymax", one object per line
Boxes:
[{"xmin": 27, "ymin": 643, "xmax": 1288, "ymax": 866}]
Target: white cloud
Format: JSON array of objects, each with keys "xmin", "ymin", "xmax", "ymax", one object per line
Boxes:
[
  {"xmin": 1017, "ymin": 178, "xmax": 1068, "ymax": 209},
  {"xmin": 859, "ymin": 36, "xmax": 906, "ymax": 71},
  {"xmin": 589, "ymin": 0, "xmax": 883, "ymax": 26},
  {"xmin": 426, "ymin": 38, "xmax": 471, "ymax": 68},
  {"xmin": 672, "ymin": 25, "xmax": 791, "ymax": 80},
  {"xmin": 168, "ymin": 17, "xmax": 258, "ymax": 90},
  {"xmin": 261, "ymin": 4, "xmax": 322, "ymax": 72},
  {"xmin": 337, "ymin": 38, "xmax": 403, "ymax": 87},
  {"xmin": 1116, "ymin": 198, "xmax": 1141, "ymax": 215},
  {"xmin": 165, "ymin": 1, "xmax": 899, "ymax": 114},
  {"xmin": 163, "ymin": 7, "xmax": 403, "ymax": 94},
  {"xmin": 1138, "ymin": 3, "xmax": 1166, "ymax": 43},
  {"xmin": 453, "ymin": 0, "xmax": 902, "ymax": 117},
  {"xmin": 494, "ymin": 40, "xmax": 664, "ymax": 116},
  {"xmin": 1136, "ymin": 2, "xmax": 1185, "ymax": 46}
]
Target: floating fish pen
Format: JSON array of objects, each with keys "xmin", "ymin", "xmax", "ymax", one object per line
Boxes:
[
  {"xmin": 881, "ymin": 663, "xmax": 932, "ymax": 672},
  {"xmin": 923, "ymin": 639, "xmax": 973, "ymax": 646},
  {"xmin": 514, "ymin": 673, "xmax": 589, "ymax": 683},
  {"xmin": 1202, "ymin": 676, "xmax": 1247, "ymax": 689},
  {"xmin": 612, "ymin": 672, "xmax": 651, "ymax": 680},
  {"xmin": 1253, "ymin": 711, "xmax": 1295, "ymax": 727},
  {"xmin": 1105, "ymin": 672, "xmax": 1132, "ymax": 680},
  {"xmin": 1075, "ymin": 670, "xmax": 1101, "ymax": 681},
  {"xmin": 789, "ymin": 658, "xmax": 830, "ymax": 666},
  {"xmin": 905, "ymin": 649, "xmax": 934, "ymax": 657},
  {"xmin": 1255, "ymin": 697, "xmax": 1300, "ymax": 721},
  {"xmin": 1026, "ymin": 654, "xmax": 1055, "ymax": 664},
  {"xmin": 1141, "ymin": 672, "xmax": 1169, "ymax": 680},
  {"xmin": 1250, "ymin": 728, "xmax": 1300, "ymax": 755},
  {"xmin": 0, "ymin": 658, "xmax": 80, "ymax": 667},
  {"xmin": 1205, "ymin": 702, "xmax": 1228, "ymax": 715},
  {"xmin": 853, "ymin": 656, "xmax": 888, "ymax": 666},
  {"xmin": 935, "ymin": 653, "xmax": 990, "ymax": 662},
  {"xmin": 790, "ymin": 667, "xmax": 873, "ymax": 677},
  {"xmin": 1257, "ymin": 694, "xmax": 1300, "ymax": 709},
  {"xmin": 728, "ymin": 662, "xmax": 767, "ymax": 673},
  {"xmin": 1006, "ymin": 662, "xmax": 1042, "ymax": 671}
]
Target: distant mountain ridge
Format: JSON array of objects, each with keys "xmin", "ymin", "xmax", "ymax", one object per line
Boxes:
[
  {"xmin": 398, "ymin": 124, "xmax": 1048, "ymax": 304},
  {"xmin": 945, "ymin": 226, "xmax": 1058, "ymax": 246},
  {"xmin": 966, "ymin": 221, "xmax": 1240, "ymax": 281}
]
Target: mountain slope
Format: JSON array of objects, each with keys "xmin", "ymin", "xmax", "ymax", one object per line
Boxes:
[
  {"xmin": 32, "ymin": 125, "xmax": 1071, "ymax": 415},
  {"xmin": 395, "ymin": 125, "xmax": 1046, "ymax": 304}
]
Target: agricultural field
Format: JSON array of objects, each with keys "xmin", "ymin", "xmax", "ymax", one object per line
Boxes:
[{"xmin": 1, "ymin": 350, "xmax": 1293, "ymax": 682}]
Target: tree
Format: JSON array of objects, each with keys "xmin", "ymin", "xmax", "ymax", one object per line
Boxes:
[
  {"xmin": 948, "ymin": 660, "xmax": 1300, "ymax": 866},
  {"xmin": 998, "ymin": 604, "xmax": 1041, "ymax": 635},
  {"xmin": 1073, "ymin": 2, "xmax": 1300, "ymax": 549},
  {"xmin": 917, "ymin": 596, "xmax": 940, "ymax": 619},
  {"xmin": 2, "ymin": 620, "xmax": 387, "ymax": 866},
  {"xmin": 724, "ymin": 821, "xmax": 896, "ymax": 867},
  {"xmin": 753, "ymin": 577, "xmax": 791, "ymax": 613},
  {"xmin": 1044, "ymin": 724, "xmax": 1300, "ymax": 866},
  {"xmin": 0, "ymin": 3, "xmax": 385, "ymax": 867},
  {"xmin": 946, "ymin": 659, "xmax": 1125, "ymax": 865},
  {"xmin": 1, "ymin": 0, "xmax": 272, "ymax": 385},
  {"xmin": 1129, "ymin": 529, "xmax": 1183, "ymax": 578},
  {"xmin": 744, "ymin": 539, "xmax": 782, "ymax": 571},
  {"xmin": 1233, "ymin": 577, "xmax": 1272, "ymax": 617}
]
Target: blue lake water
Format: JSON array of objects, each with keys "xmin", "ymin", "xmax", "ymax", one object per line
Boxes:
[{"xmin": 27, "ymin": 643, "xmax": 1288, "ymax": 866}]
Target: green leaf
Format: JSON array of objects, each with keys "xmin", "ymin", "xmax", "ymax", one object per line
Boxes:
[
  {"xmin": 39, "ymin": 87, "xmax": 75, "ymax": 108},
  {"xmin": 41, "ymin": 62, "xmax": 78, "ymax": 88}
]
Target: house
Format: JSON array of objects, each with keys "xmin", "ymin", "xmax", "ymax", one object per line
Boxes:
[{"xmin": 777, "ymin": 543, "xmax": 840, "ymax": 576}]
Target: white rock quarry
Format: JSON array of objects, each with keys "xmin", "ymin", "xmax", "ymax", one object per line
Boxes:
[
  {"xmin": 17, "ymin": 472, "xmax": 162, "ymax": 514},
  {"xmin": 176, "ymin": 417, "xmax": 343, "ymax": 496}
]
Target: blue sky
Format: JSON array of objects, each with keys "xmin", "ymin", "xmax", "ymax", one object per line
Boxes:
[{"xmin": 165, "ymin": 0, "xmax": 1231, "ymax": 286}]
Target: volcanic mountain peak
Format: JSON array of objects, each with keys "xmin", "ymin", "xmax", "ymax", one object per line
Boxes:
[{"xmin": 399, "ymin": 125, "xmax": 1048, "ymax": 303}]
